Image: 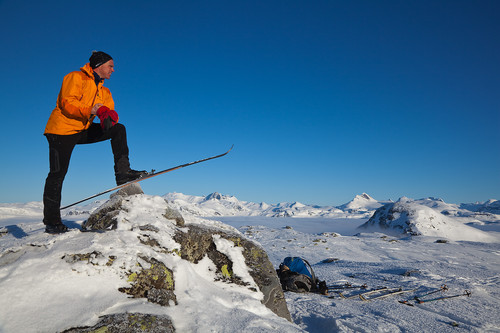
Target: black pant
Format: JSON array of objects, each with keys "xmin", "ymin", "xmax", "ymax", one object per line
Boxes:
[{"xmin": 43, "ymin": 123, "xmax": 130, "ymax": 225}]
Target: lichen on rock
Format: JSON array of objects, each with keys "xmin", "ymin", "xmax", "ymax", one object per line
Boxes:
[
  {"xmin": 119, "ymin": 256, "xmax": 177, "ymax": 306},
  {"xmin": 62, "ymin": 313, "xmax": 175, "ymax": 333}
]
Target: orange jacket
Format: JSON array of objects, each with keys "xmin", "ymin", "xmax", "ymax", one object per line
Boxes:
[{"xmin": 44, "ymin": 63, "xmax": 116, "ymax": 135}]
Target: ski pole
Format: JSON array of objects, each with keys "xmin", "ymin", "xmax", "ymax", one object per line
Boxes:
[
  {"xmin": 414, "ymin": 284, "xmax": 448, "ymax": 302},
  {"xmin": 417, "ymin": 290, "xmax": 471, "ymax": 304}
]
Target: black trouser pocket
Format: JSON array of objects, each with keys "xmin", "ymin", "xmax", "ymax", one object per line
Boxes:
[{"xmin": 49, "ymin": 147, "xmax": 60, "ymax": 174}]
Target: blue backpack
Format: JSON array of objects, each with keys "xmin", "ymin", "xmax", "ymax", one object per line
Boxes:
[
  {"xmin": 277, "ymin": 257, "xmax": 326, "ymax": 294},
  {"xmin": 282, "ymin": 257, "xmax": 314, "ymax": 279}
]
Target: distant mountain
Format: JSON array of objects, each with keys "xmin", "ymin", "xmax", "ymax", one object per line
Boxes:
[
  {"xmin": 337, "ymin": 193, "xmax": 391, "ymax": 213},
  {"xmin": 163, "ymin": 192, "xmax": 384, "ymax": 218},
  {"xmin": 163, "ymin": 192, "xmax": 251, "ymax": 216},
  {"xmin": 261, "ymin": 201, "xmax": 344, "ymax": 218},
  {"xmin": 460, "ymin": 199, "xmax": 500, "ymax": 215}
]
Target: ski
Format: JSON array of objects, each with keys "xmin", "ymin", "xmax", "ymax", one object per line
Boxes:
[
  {"xmin": 328, "ymin": 283, "xmax": 368, "ymax": 291},
  {"xmin": 362, "ymin": 288, "xmax": 416, "ymax": 301},
  {"xmin": 416, "ymin": 290, "xmax": 471, "ymax": 304},
  {"xmin": 358, "ymin": 287, "xmax": 396, "ymax": 301},
  {"xmin": 338, "ymin": 287, "xmax": 387, "ymax": 299},
  {"xmin": 60, "ymin": 145, "xmax": 234, "ymax": 210}
]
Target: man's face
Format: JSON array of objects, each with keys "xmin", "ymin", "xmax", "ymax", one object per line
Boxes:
[{"xmin": 94, "ymin": 60, "xmax": 114, "ymax": 80}]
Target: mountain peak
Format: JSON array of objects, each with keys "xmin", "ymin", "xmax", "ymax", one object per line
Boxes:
[
  {"xmin": 338, "ymin": 193, "xmax": 382, "ymax": 213},
  {"xmin": 205, "ymin": 192, "xmax": 223, "ymax": 201},
  {"xmin": 355, "ymin": 193, "xmax": 375, "ymax": 201}
]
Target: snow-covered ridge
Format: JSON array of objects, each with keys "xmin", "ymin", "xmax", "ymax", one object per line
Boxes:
[
  {"xmin": 162, "ymin": 192, "xmax": 499, "ymax": 220},
  {"xmin": 162, "ymin": 192, "xmax": 383, "ymax": 218},
  {"xmin": 0, "ymin": 201, "xmax": 44, "ymax": 219}
]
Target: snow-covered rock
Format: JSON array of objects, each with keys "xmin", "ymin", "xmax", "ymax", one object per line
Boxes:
[{"xmin": 359, "ymin": 197, "xmax": 497, "ymax": 242}]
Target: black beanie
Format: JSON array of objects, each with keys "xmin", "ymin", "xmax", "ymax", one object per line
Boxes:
[{"xmin": 89, "ymin": 51, "xmax": 113, "ymax": 69}]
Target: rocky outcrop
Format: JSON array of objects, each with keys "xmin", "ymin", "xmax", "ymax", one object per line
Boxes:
[
  {"xmin": 173, "ymin": 224, "xmax": 291, "ymax": 320},
  {"xmin": 83, "ymin": 184, "xmax": 185, "ymax": 230},
  {"xmin": 62, "ymin": 313, "xmax": 175, "ymax": 333},
  {"xmin": 63, "ymin": 185, "xmax": 291, "ymax": 331}
]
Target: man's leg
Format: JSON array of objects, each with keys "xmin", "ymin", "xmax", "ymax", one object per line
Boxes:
[
  {"xmin": 80, "ymin": 123, "xmax": 145, "ymax": 185},
  {"xmin": 43, "ymin": 134, "xmax": 79, "ymax": 232}
]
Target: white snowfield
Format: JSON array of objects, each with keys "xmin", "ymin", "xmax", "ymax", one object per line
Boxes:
[{"xmin": 0, "ymin": 192, "xmax": 499, "ymax": 332}]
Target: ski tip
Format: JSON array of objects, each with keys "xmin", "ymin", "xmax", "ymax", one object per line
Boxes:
[{"xmin": 221, "ymin": 144, "xmax": 234, "ymax": 156}]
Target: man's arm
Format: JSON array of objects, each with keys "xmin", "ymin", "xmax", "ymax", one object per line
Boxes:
[{"xmin": 58, "ymin": 72, "xmax": 95, "ymax": 120}]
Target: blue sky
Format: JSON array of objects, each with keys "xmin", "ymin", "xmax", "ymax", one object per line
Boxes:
[{"xmin": 0, "ymin": 0, "xmax": 499, "ymax": 206}]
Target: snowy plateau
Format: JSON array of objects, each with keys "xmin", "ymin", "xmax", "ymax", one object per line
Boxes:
[{"xmin": 1, "ymin": 192, "xmax": 499, "ymax": 332}]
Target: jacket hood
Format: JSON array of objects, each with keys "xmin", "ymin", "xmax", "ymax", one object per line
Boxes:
[{"xmin": 80, "ymin": 63, "xmax": 95, "ymax": 78}]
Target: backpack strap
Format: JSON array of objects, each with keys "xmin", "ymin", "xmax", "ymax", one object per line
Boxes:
[{"xmin": 301, "ymin": 258, "xmax": 318, "ymax": 288}]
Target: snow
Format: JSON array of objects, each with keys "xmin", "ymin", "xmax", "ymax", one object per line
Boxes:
[{"xmin": 1, "ymin": 192, "xmax": 500, "ymax": 332}]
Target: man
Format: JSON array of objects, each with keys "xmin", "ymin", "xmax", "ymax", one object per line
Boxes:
[{"xmin": 43, "ymin": 51, "xmax": 146, "ymax": 234}]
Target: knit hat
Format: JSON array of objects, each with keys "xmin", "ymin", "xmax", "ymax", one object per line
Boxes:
[{"xmin": 89, "ymin": 51, "xmax": 113, "ymax": 69}]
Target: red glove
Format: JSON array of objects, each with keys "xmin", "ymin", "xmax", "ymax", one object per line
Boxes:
[{"xmin": 95, "ymin": 106, "xmax": 119, "ymax": 131}]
